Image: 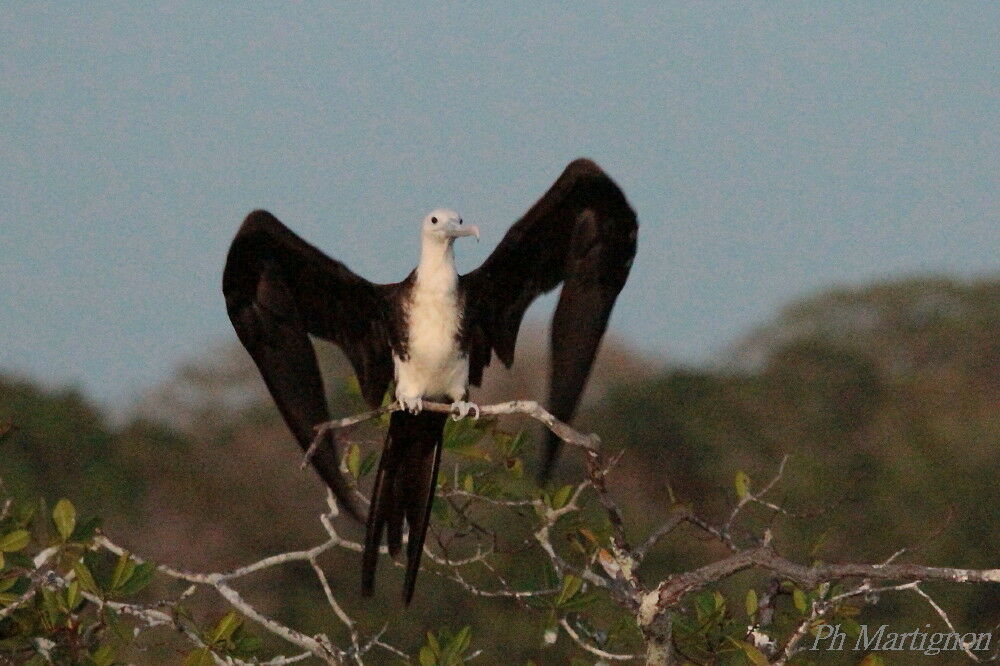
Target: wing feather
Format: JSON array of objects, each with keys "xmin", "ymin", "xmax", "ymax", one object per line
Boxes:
[
  {"xmin": 460, "ymin": 160, "xmax": 637, "ymax": 478},
  {"xmin": 222, "ymin": 210, "xmax": 398, "ymax": 519}
]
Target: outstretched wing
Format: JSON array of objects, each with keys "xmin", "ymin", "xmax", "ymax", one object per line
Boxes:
[
  {"xmin": 460, "ymin": 159, "xmax": 638, "ymax": 479},
  {"xmin": 222, "ymin": 210, "xmax": 399, "ymax": 520}
]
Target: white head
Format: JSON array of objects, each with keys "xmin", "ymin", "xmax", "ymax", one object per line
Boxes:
[{"xmin": 421, "ymin": 208, "xmax": 480, "ymax": 244}]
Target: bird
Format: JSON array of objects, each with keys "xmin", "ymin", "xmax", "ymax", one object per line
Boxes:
[{"xmin": 222, "ymin": 158, "xmax": 637, "ymax": 604}]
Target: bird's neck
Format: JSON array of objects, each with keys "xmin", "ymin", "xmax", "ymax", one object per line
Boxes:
[{"xmin": 415, "ymin": 239, "xmax": 457, "ymax": 292}]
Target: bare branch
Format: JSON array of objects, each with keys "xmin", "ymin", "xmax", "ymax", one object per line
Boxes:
[
  {"xmin": 722, "ymin": 455, "xmax": 789, "ymax": 547},
  {"xmin": 913, "ymin": 584, "xmax": 988, "ymax": 663},
  {"xmin": 8, "ymin": 399, "xmax": 999, "ymax": 666},
  {"xmin": 653, "ymin": 541, "xmax": 1000, "ymax": 610},
  {"xmin": 559, "ymin": 617, "xmax": 641, "ymax": 662},
  {"xmin": 315, "ymin": 400, "xmax": 601, "ymax": 451},
  {"xmin": 634, "ymin": 505, "xmax": 692, "ymax": 564}
]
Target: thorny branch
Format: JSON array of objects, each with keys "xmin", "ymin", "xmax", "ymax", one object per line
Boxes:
[{"xmin": 5, "ymin": 400, "xmax": 999, "ymax": 665}]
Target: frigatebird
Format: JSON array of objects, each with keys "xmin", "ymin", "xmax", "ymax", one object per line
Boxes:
[{"xmin": 222, "ymin": 158, "xmax": 637, "ymax": 603}]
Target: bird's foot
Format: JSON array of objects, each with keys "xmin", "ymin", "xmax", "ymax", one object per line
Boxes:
[
  {"xmin": 398, "ymin": 394, "xmax": 423, "ymax": 414},
  {"xmin": 449, "ymin": 400, "xmax": 481, "ymax": 421}
]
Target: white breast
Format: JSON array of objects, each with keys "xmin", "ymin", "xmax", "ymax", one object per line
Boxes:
[
  {"xmin": 409, "ymin": 284, "xmax": 460, "ymax": 364},
  {"xmin": 393, "ymin": 276, "xmax": 469, "ymax": 402}
]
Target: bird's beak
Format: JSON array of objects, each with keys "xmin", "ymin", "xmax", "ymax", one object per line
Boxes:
[{"xmin": 446, "ymin": 224, "xmax": 480, "ymax": 242}]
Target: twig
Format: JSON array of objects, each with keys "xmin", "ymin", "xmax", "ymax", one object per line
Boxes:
[
  {"xmin": 654, "ymin": 542, "xmax": 1000, "ymax": 609},
  {"xmin": 634, "ymin": 505, "xmax": 692, "ymax": 564},
  {"xmin": 315, "ymin": 400, "xmax": 600, "ymax": 452},
  {"xmin": 913, "ymin": 584, "xmax": 985, "ymax": 663},
  {"xmin": 559, "ymin": 617, "xmax": 641, "ymax": 662},
  {"xmin": 721, "ymin": 455, "xmax": 789, "ymax": 548}
]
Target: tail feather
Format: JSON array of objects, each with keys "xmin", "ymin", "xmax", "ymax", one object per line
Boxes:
[
  {"xmin": 538, "ymin": 431, "xmax": 563, "ymax": 482},
  {"xmin": 385, "ymin": 474, "xmax": 405, "ymax": 557},
  {"xmin": 401, "ymin": 433, "xmax": 444, "ymax": 604},
  {"xmin": 362, "ymin": 410, "xmax": 446, "ymax": 604}
]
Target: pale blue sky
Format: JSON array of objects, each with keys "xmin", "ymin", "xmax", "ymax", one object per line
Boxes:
[{"xmin": 2, "ymin": 4, "xmax": 997, "ymax": 407}]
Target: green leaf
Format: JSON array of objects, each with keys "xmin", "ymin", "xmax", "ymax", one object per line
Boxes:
[
  {"xmin": 440, "ymin": 630, "xmax": 463, "ymax": 663},
  {"xmin": 233, "ymin": 631, "xmax": 262, "ymax": 656},
  {"xmin": 556, "ymin": 574, "xmax": 583, "ymax": 606},
  {"xmin": 90, "ymin": 643, "xmax": 116, "ymax": 666},
  {"xmin": 41, "ymin": 586, "xmax": 62, "ymax": 622},
  {"xmin": 745, "ymin": 588, "xmax": 758, "ymax": 620},
  {"xmin": 0, "ymin": 545, "xmax": 22, "ymax": 567},
  {"xmin": 52, "ymin": 499, "xmax": 77, "ymax": 542},
  {"xmin": 451, "ymin": 625, "xmax": 472, "ymax": 654},
  {"xmin": 858, "ymin": 655, "xmax": 886, "ymax": 666},
  {"xmin": 454, "ymin": 445, "xmax": 492, "ymax": 462},
  {"xmin": 558, "ymin": 591, "xmax": 598, "ymax": 612},
  {"xmin": 66, "ymin": 580, "xmax": 81, "ymax": 610},
  {"xmin": 210, "ymin": 610, "xmax": 243, "ymax": 644},
  {"xmin": 116, "ymin": 561, "xmax": 156, "ymax": 596},
  {"xmin": 695, "ymin": 591, "xmax": 716, "ymax": 621},
  {"xmin": 735, "ymin": 639, "xmax": 768, "ymax": 666},
  {"xmin": 344, "ymin": 375, "xmax": 361, "ymax": 397},
  {"xmin": 109, "ymin": 552, "xmax": 136, "ymax": 591},
  {"xmin": 426, "ymin": 630, "xmax": 441, "ymax": 656},
  {"xmin": 793, "ymin": 587, "xmax": 808, "ymax": 613},
  {"xmin": 182, "ymin": 648, "xmax": 215, "ymax": 666},
  {"xmin": 505, "ymin": 431, "xmax": 527, "ymax": 456},
  {"xmin": 105, "ymin": 607, "xmax": 129, "ymax": 642},
  {"xmin": 542, "ymin": 611, "xmax": 559, "ymax": 646},
  {"xmin": 430, "ymin": 497, "xmax": 450, "ymax": 523},
  {"xmin": 83, "ymin": 550, "xmax": 105, "ymax": 584},
  {"xmin": 359, "ymin": 451, "xmax": 378, "ymax": 477},
  {"xmin": 443, "ymin": 418, "xmax": 485, "ymax": 450},
  {"xmin": 840, "ymin": 618, "xmax": 862, "ymax": 637},
  {"xmin": 0, "ymin": 575, "xmax": 17, "ymax": 593},
  {"xmin": 462, "ymin": 474, "xmax": 475, "ymax": 493},
  {"xmin": 0, "ymin": 549, "xmax": 30, "ymax": 568},
  {"xmin": 69, "ymin": 515, "xmax": 101, "ymax": 544},
  {"xmin": 346, "ymin": 443, "xmax": 361, "ymax": 478},
  {"xmin": 551, "ymin": 485, "xmax": 573, "ymax": 510},
  {"xmin": 734, "ymin": 470, "xmax": 750, "ymax": 499},
  {"xmin": 418, "ymin": 645, "xmax": 437, "ymax": 666},
  {"xmin": 0, "ymin": 552, "xmax": 31, "ymax": 571},
  {"xmin": 507, "ymin": 457, "xmax": 524, "ymax": 478},
  {"xmin": 73, "ymin": 559, "xmax": 100, "ymax": 594},
  {"xmin": 0, "ymin": 529, "xmax": 30, "ymax": 552}
]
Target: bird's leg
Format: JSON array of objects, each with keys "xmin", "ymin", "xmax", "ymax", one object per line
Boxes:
[
  {"xmin": 449, "ymin": 401, "xmax": 480, "ymax": 421},
  {"xmin": 397, "ymin": 392, "xmax": 423, "ymax": 414}
]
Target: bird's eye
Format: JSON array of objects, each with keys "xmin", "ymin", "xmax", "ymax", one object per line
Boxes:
[
  {"xmin": 431, "ymin": 217, "xmax": 438, "ymax": 224},
  {"xmin": 458, "ymin": 218, "xmax": 463, "ymax": 224}
]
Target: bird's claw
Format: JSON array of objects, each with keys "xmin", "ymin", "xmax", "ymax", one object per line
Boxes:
[
  {"xmin": 398, "ymin": 395, "xmax": 423, "ymax": 414},
  {"xmin": 449, "ymin": 401, "xmax": 480, "ymax": 421}
]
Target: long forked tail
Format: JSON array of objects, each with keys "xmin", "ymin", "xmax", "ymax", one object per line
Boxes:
[{"xmin": 362, "ymin": 410, "xmax": 447, "ymax": 604}]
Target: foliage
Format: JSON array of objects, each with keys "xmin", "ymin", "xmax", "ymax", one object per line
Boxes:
[
  {"xmin": 1, "ymin": 276, "xmax": 998, "ymax": 664},
  {"xmin": 0, "ymin": 490, "xmax": 266, "ymax": 665},
  {"xmin": 5, "ymin": 403, "xmax": 997, "ymax": 664}
]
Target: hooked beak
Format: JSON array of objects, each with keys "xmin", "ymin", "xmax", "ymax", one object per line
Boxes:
[{"xmin": 445, "ymin": 223, "xmax": 480, "ymax": 241}]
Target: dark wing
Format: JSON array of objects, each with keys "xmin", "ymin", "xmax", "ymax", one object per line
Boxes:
[
  {"xmin": 460, "ymin": 159, "xmax": 637, "ymax": 479},
  {"xmin": 222, "ymin": 210, "xmax": 399, "ymax": 520}
]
